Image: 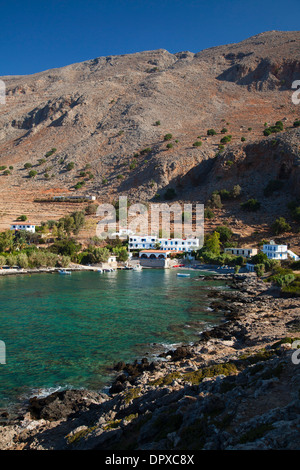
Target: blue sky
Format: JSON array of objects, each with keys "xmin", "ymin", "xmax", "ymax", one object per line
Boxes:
[{"xmin": 0, "ymin": 0, "xmax": 299, "ymax": 76}]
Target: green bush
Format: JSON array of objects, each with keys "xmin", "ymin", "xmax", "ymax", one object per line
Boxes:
[
  {"xmin": 220, "ymin": 135, "xmax": 232, "ymax": 144},
  {"xmin": 207, "ymin": 129, "xmax": 217, "ymax": 136},
  {"xmin": 254, "ymin": 263, "xmax": 265, "ymax": 277},
  {"xmin": 24, "ymin": 163, "xmax": 32, "ymax": 169},
  {"xmin": 264, "ymin": 121, "xmax": 284, "ymax": 136},
  {"xmin": 45, "ymin": 148, "xmax": 57, "ymax": 157},
  {"xmin": 140, "ymin": 148, "xmax": 152, "ymax": 155},
  {"xmin": 193, "ymin": 141, "xmax": 202, "ymax": 147},
  {"xmin": 66, "ymin": 162, "xmax": 75, "ymax": 171},
  {"xmin": 215, "ymin": 225, "xmax": 233, "ymax": 243},
  {"xmin": 28, "ymin": 170, "xmax": 38, "ymax": 178},
  {"xmin": 74, "ymin": 181, "xmax": 85, "ymax": 190},
  {"xmin": 204, "ymin": 209, "xmax": 215, "ymax": 219},
  {"xmin": 241, "ymin": 199, "xmax": 261, "ymax": 212},
  {"xmin": 271, "ymin": 217, "xmax": 291, "ymax": 235},
  {"xmin": 164, "ymin": 133, "xmax": 173, "ymax": 141},
  {"xmin": 293, "ymin": 120, "xmax": 300, "ymax": 128},
  {"xmin": 208, "ymin": 192, "xmax": 222, "ymax": 209}
]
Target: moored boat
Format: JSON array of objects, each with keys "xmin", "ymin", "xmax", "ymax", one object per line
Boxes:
[{"xmin": 58, "ymin": 269, "xmax": 71, "ymax": 275}]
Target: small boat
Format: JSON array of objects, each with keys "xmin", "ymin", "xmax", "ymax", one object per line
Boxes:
[
  {"xmin": 177, "ymin": 273, "xmax": 190, "ymax": 277},
  {"xmin": 133, "ymin": 264, "xmax": 142, "ymax": 271},
  {"xmin": 58, "ymin": 269, "xmax": 71, "ymax": 275},
  {"xmin": 97, "ymin": 268, "xmax": 103, "ymax": 273}
]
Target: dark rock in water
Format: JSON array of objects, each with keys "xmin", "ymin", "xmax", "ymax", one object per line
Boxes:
[
  {"xmin": 167, "ymin": 346, "xmax": 192, "ymax": 361},
  {"xmin": 114, "ymin": 361, "xmax": 126, "ymax": 372},
  {"xmin": 28, "ymin": 390, "xmax": 101, "ymax": 421},
  {"xmin": 109, "ymin": 381, "xmax": 126, "ymax": 395},
  {"xmin": 115, "ymin": 373, "xmax": 127, "ymax": 384}
]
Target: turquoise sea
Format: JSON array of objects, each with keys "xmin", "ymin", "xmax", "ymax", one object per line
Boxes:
[{"xmin": 0, "ymin": 269, "xmax": 224, "ymax": 408}]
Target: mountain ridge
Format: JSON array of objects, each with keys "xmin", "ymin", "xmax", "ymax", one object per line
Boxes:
[{"xmin": 0, "ymin": 30, "xmax": 299, "ymax": 248}]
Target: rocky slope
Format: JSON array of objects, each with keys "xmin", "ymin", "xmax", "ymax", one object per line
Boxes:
[
  {"xmin": 1, "ymin": 273, "xmax": 300, "ymax": 450},
  {"xmin": 0, "ymin": 31, "xmax": 299, "ymax": 238}
]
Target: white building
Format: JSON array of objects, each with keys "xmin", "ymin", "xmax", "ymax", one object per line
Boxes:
[
  {"xmin": 224, "ymin": 247, "xmax": 258, "ymax": 258},
  {"xmin": 129, "ymin": 236, "xmax": 199, "ymax": 252},
  {"xmin": 159, "ymin": 238, "xmax": 200, "ymax": 252},
  {"xmin": 10, "ymin": 223, "xmax": 36, "ymax": 233},
  {"xmin": 129, "ymin": 236, "xmax": 158, "ymax": 250},
  {"xmin": 139, "ymin": 250, "xmax": 173, "ymax": 259},
  {"xmin": 262, "ymin": 242, "xmax": 288, "ymax": 260}
]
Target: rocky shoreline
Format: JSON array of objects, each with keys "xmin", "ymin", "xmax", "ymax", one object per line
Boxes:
[{"xmin": 1, "ymin": 272, "xmax": 300, "ymax": 450}]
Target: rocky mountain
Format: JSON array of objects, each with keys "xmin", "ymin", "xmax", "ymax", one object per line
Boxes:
[{"xmin": 0, "ymin": 30, "xmax": 299, "ymax": 242}]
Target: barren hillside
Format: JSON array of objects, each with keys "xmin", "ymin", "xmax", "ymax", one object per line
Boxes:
[{"xmin": 0, "ymin": 30, "xmax": 299, "ymax": 246}]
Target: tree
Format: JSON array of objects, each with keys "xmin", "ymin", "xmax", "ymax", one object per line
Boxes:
[
  {"xmin": 204, "ymin": 209, "xmax": 215, "ymax": 219},
  {"xmin": 215, "ymin": 226, "xmax": 233, "ymax": 243},
  {"xmin": 207, "ymin": 129, "xmax": 217, "ymax": 136},
  {"xmin": 204, "ymin": 231, "xmax": 221, "ymax": 255},
  {"xmin": 251, "ymin": 252, "xmax": 268, "ymax": 265},
  {"xmin": 60, "ymin": 255, "xmax": 71, "ymax": 268},
  {"xmin": 71, "ymin": 211, "xmax": 85, "ymax": 234},
  {"xmin": 271, "ymin": 217, "xmax": 291, "ymax": 235},
  {"xmin": 17, "ymin": 253, "xmax": 29, "ymax": 269},
  {"xmin": 164, "ymin": 133, "xmax": 173, "ymax": 141},
  {"xmin": 29, "ymin": 251, "xmax": 46, "ymax": 268},
  {"xmin": 208, "ymin": 192, "xmax": 222, "ymax": 209},
  {"xmin": 231, "ymin": 185, "xmax": 242, "ymax": 198},
  {"xmin": 49, "ymin": 238, "xmax": 79, "ymax": 256},
  {"xmin": 61, "ymin": 216, "xmax": 75, "ymax": 235},
  {"xmin": 85, "ymin": 204, "xmax": 98, "ymax": 215},
  {"xmin": 6, "ymin": 254, "xmax": 17, "ymax": 267},
  {"xmin": 114, "ymin": 246, "xmax": 129, "ymax": 262},
  {"xmin": 0, "ymin": 230, "xmax": 14, "ymax": 252},
  {"xmin": 66, "ymin": 162, "xmax": 75, "ymax": 171},
  {"xmin": 0, "ymin": 255, "xmax": 6, "ymax": 267},
  {"xmin": 28, "ymin": 170, "xmax": 38, "ymax": 178},
  {"xmin": 17, "ymin": 215, "xmax": 27, "ymax": 221},
  {"xmin": 254, "ymin": 264, "xmax": 265, "ymax": 277},
  {"xmin": 90, "ymin": 247, "xmax": 110, "ymax": 263}
]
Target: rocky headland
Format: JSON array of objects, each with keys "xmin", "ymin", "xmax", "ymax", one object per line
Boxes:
[{"xmin": 1, "ymin": 272, "xmax": 300, "ymax": 450}]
